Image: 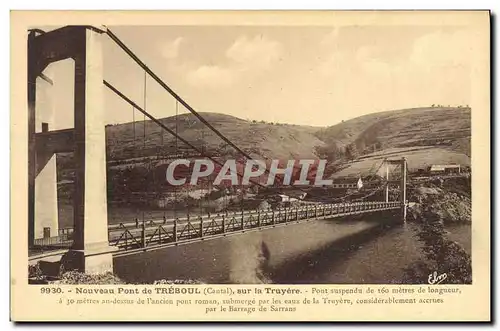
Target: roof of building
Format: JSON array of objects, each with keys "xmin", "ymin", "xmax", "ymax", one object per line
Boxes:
[
  {"xmin": 429, "ymin": 164, "xmax": 461, "ymax": 171},
  {"xmin": 332, "ymin": 177, "xmax": 363, "ymax": 184}
]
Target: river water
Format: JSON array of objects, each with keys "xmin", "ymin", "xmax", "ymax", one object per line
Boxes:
[{"xmin": 109, "ymin": 211, "xmax": 471, "ymax": 285}]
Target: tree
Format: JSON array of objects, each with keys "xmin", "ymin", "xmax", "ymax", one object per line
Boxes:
[
  {"xmin": 345, "ymin": 144, "xmax": 359, "ymax": 160},
  {"xmin": 356, "ymin": 140, "xmax": 366, "ymax": 155},
  {"xmin": 373, "ymin": 140, "xmax": 383, "ymax": 151}
]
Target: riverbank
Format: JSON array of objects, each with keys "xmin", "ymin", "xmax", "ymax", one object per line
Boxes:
[
  {"xmin": 407, "ymin": 176, "xmax": 471, "ymax": 224},
  {"xmin": 403, "ymin": 177, "xmax": 472, "ymax": 284}
]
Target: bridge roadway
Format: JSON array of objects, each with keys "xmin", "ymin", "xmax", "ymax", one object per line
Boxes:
[
  {"xmin": 30, "ymin": 201, "xmax": 400, "ymax": 260},
  {"xmin": 109, "ymin": 201, "xmax": 400, "ymax": 257}
]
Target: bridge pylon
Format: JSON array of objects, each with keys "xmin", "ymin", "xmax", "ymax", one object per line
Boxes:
[
  {"xmin": 28, "ymin": 26, "xmax": 117, "ymax": 274},
  {"xmin": 383, "ymin": 157, "xmax": 407, "ymax": 222}
]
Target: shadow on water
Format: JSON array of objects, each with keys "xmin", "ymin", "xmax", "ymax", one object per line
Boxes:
[
  {"xmin": 267, "ymin": 223, "xmax": 392, "ymax": 284},
  {"xmin": 113, "ymin": 210, "xmax": 415, "ymax": 284},
  {"xmin": 264, "ymin": 211, "xmax": 402, "ymax": 284}
]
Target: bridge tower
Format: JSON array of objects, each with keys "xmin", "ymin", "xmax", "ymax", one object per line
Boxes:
[
  {"xmin": 384, "ymin": 157, "xmax": 407, "ymax": 222},
  {"xmin": 28, "ymin": 26, "xmax": 117, "ymax": 273}
]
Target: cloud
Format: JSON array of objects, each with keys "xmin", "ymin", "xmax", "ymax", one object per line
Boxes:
[
  {"xmin": 410, "ymin": 29, "xmax": 473, "ymax": 67},
  {"xmin": 355, "ymin": 45, "xmax": 393, "ymax": 75},
  {"xmin": 317, "ymin": 54, "xmax": 338, "ymax": 77},
  {"xmin": 186, "ymin": 65, "xmax": 235, "ymax": 88},
  {"xmin": 320, "ymin": 28, "xmax": 340, "ymax": 48},
  {"xmin": 161, "ymin": 37, "xmax": 184, "ymax": 59},
  {"xmin": 186, "ymin": 34, "xmax": 283, "ymax": 88},
  {"xmin": 226, "ymin": 35, "xmax": 283, "ymax": 70}
]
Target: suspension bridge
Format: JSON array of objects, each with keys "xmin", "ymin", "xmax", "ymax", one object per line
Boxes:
[{"xmin": 27, "ymin": 25, "xmax": 408, "ymax": 273}]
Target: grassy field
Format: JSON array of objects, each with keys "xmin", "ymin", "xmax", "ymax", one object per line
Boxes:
[{"xmin": 330, "ymin": 147, "xmax": 471, "ymax": 179}]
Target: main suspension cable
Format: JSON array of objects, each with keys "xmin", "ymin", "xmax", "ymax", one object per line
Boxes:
[{"xmin": 103, "ymin": 79, "xmax": 267, "ymax": 189}]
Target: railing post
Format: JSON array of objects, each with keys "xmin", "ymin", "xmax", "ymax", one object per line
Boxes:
[
  {"xmin": 124, "ymin": 230, "xmax": 128, "ymax": 251},
  {"xmin": 200, "ymin": 216, "xmax": 204, "ymax": 237},
  {"xmin": 173, "ymin": 218, "xmax": 178, "ymax": 242},
  {"xmin": 385, "ymin": 161, "xmax": 390, "ymax": 203},
  {"xmin": 222, "ymin": 214, "xmax": 226, "ymax": 233},
  {"xmin": 241, "ymin": 210, "xmax": 244, "ymax": 230},
  {"xmin": 314, "ymin": 205, "xmax": 317, "ymax": 218},
  {"xmin": 157, "ymin": 225, "xmax": 161, "ymax": 244},
  {"xmin": 141, "ymin": 222, "xmax": 146, "ymax": 248},
  {"xmin": 257, "ymin": 210, "xmax": 261, "ymax": 227},
  {"xmin": 272, "ymin": 209, "xmax": 275, "ymax": 225}
]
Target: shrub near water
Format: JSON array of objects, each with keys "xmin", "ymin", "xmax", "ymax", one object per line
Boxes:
[
  {"xmin": 58, "ymin": 271, "xmax": 124, "ymax": 285},
  {"xmin": 29, "ymin": 262, "xmax": 204, "ymax": 285},
  {"xmin": 403, "ymin": 201, "xmax": 472, "ymax": 284}
]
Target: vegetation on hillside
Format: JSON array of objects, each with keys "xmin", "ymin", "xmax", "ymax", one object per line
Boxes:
[
  {"xmin": 56, "ymin": 107, "xmax": 472, "ymax": 199},
  {"xmin": 315, "ymin": 107, "xmax": 471, "ymax": 158},
  {"xmin": 407, "ymin": 177, "xmax": 472, "ymax": 224}
]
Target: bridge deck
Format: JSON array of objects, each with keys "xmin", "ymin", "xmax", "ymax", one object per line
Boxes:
[{"xmin": 30, "ymin": 201, "xmax": 401, "ymax": 260}]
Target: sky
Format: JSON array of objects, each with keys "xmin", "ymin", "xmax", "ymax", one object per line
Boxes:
[{"xmin": 35, "ymin": 24, "xmax": 473, "ymax": 130}]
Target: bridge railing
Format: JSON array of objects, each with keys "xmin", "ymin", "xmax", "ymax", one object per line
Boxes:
[
  {"xmin": 32, "ymin": 231, "xmax": 74, "ymax": 251},
  {"xmin": 30, "ymin": 201, "xmax": 400, "ymax": 253},
  {"xmin": 107, "ymin": 201, "xmax": 401, "ymax": 252}
]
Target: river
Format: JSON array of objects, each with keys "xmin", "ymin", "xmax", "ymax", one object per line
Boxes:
[
  {"xmin": 108, "ymin": 210, "xmax": 471, "ymax": 285},
  {"xmin": 56, "ymin": 202, "xmax": 471, "ymax": 284}
]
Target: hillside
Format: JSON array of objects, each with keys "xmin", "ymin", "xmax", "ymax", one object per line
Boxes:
[
  {"xmin": 316, "ymin": 107, "xmax": 471, "ymax": 157},
  {"xmin": 315, "ymin": 107, "xmax": 471, "ymax": 178},
  {"xmin": 57, "ymin": 107, "xmax": 471, "ymax": 186},
  {"xmin": 105, "ymin": 112, "xmax": 325, "ymax": 162}
]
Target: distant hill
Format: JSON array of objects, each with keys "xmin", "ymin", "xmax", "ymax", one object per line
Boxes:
[
  {"xmin": 314, "ymin": 106, "xmax": 471, "ymax": 178},
  {"xmin": 315, "ymin": 107, "xmax": 471, "ymax": 157},
  {"xmin": 57, "ymin": 107, "xmax": 471, "ymax": 185},
  {"xmin": 105, "ymin": 112, "xmax": 325, "ymax": 162}
]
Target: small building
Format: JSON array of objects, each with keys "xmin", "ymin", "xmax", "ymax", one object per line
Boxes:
[
  {"xmin": 429, "ymin": 164, "xmax": 461, "ymax": 174},
  {"xmin": 330, "ymin": 177, "xmax": 363, "ymax": 190},
  {"xmin": 277, "ymin": 194, "xmax": 298, "ymax": 202}
]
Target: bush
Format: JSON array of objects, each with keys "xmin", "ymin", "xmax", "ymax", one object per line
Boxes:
[
  {"xmin": 28, "ymin": 262, "xmax": 205, "ymax": 285},
  {"xmin": 28, "ymin": 263, "xmax": 45, "ymax": 280},
  {"xmin": 58, "ymin": 271, "xmax": 125, "ymax": 284},
  {"xmin": 403, "ymin": 201, "xmax": 472, "ymax": 284}
]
